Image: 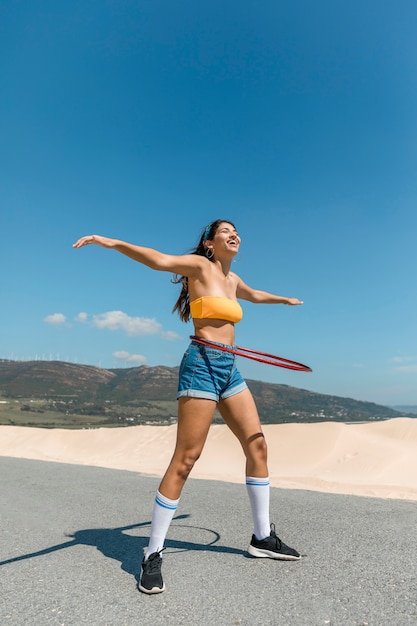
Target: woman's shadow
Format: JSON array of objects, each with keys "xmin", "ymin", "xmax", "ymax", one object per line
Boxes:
[{"xmin": 0, "ymin": 514, "xmax": 248, "ymax": 583}]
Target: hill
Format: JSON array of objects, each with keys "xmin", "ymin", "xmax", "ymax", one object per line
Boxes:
[
  {"xmin": 392, "ymin": 405, "xmax": 417, "ymax": 415},
  {"xmin": 0, "ymin": 359, "xmax": 412, "ymax": 428}
]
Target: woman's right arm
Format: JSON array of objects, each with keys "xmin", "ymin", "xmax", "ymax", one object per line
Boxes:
[{"xmin": 72, "ymin": 234, "xmax": 204, "ymax": 276}]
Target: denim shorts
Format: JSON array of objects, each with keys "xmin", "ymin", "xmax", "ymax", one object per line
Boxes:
[{"xmin": 177, "ymin": 338, "xmax": 248, "ymax": 402}]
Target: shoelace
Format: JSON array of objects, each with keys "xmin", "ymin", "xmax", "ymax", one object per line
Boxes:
[
  {"xmin": 145, "ymin": 548, "xmax": 165, "ymax": 572},
  {"xmin": 269, "ymin": 524, "xmax": 283, "ymax": 549}
]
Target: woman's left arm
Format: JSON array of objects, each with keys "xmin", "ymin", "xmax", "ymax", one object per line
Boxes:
[{"xmin": 236, "ymin": 277, "xmax": 303, "ymax": 305}]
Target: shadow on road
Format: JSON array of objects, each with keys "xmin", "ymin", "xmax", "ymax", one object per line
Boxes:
[{"xmin": 1, "ymin": 513, "xmax": 247, "ymax": 579}]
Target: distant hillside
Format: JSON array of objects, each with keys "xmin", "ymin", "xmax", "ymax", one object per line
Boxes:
[
  {"xmin": 0, "ymin": 359, "xmax": 413, "ymax": 428},
  {"xmin": 392, "ymin": 405, "xmax": 417, "ymax": 415}
]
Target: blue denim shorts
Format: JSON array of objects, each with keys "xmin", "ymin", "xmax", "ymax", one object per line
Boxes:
[{"xmin": 177, "ymin": 338, "xmax": 248, "ymax": 402}]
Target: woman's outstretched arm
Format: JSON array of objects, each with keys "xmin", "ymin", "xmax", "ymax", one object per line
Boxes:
[
  {"xmin": 236, "ymin": 276, "xmax": 303, "ymax": 305},
  {"xmin": 72, "ymin": 234, "xmax": 204, "ymax": 276}
]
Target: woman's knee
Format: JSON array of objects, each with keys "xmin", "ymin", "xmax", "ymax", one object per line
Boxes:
[
  {"xmin": 173, "ymin": 449, "xmax": 202, "ymax": 479},
  {"xmin": 246, "ymin": 434, "xmax": 268, "ymax": 462}
]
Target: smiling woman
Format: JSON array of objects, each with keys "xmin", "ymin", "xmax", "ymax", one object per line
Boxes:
[{"xmin": 73, "ymin": 219, "xmax": 304, "ymax": 595}]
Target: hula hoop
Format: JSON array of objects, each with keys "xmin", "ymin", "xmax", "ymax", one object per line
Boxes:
[{"xmin": 190, "ymin": 336, "xmax": 312, "ymax": 372}]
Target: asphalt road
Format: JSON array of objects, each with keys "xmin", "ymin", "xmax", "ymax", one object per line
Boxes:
[{"xmin": 1, "ymin": 457, "xmax": 416, "ymax": 626}]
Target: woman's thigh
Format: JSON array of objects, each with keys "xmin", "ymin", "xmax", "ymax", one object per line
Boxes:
[
  {"xmin": 173, "ymin": 396, "xmax": 217, "ymax": 455},
  {"xmin": 217, "ymin": 388, "xmax": 265, "ymax": 453}
]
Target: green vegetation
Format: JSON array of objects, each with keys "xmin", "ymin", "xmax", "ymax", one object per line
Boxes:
[
  {"xmin": 0, "ymin": 359, "xmax": 413, "ymax": 429},
  {"xmin": 0, "ymin": 397, "xmax": 179, "ymax": 428}
]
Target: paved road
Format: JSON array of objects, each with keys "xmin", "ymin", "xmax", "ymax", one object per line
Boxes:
[{"xmin": 1, "ymin": 457, "xmax": 416, "ymax": 626}]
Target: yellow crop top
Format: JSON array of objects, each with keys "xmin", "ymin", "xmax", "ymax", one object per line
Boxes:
[{"xmin": 190, "ymin": 296, "xmax": 243, "ymax": 323}]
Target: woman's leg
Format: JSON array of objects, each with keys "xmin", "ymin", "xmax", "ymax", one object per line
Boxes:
[
  {"xmin": 218, "ymin": 388, "xmax": 270, "ymax": 540},
  {"xmin": 159, "ymin": 396, "xmax": 217, "ymax": 497},
  {"xmin": 218, "ymin": 388, "xmax": 300, "ymax": 560},
  {"xmin": 145, "ymin": 396, "xmax": 216, "ymax": 557},
  {"xmin": 218, "ymin": 388, "xmax": 268, "ymax": 477}
]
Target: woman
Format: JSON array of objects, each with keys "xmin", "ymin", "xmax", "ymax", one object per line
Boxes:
[{"xmin": 73, "ymin": 219, "xmax": 303, "ymax": 595}]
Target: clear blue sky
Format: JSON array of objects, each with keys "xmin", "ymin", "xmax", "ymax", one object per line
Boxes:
[{"xmin": 1, "ymin": 1, "xmax": 416, "ymax": 406}]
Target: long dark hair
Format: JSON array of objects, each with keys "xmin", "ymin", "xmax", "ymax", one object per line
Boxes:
[{"xmin": 172, "ymin": 219, "xmax": 236, "ymax": 322}]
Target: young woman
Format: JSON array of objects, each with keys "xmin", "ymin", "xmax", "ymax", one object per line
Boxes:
[{"xmin": 73, "ymin": 219, "xmax": 303, "ymax": 594}]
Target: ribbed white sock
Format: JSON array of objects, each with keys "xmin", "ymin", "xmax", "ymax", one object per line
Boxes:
[
  {"xmin": 246, "ymin": 476, "xmax": 271, "ymax": 540},
  {"xmin": 145, "ymin": 490, "xmax": 180, "ymax": 559}
]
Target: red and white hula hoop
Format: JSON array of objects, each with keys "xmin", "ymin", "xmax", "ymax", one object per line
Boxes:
[{"xmin": 190, "ymin": 336, "xmax": 312, "ymax": 372}]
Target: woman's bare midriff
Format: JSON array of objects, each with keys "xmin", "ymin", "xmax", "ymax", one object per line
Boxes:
[{"xmin": 192, "ymin": 319, "xmax": 236, "ymax": 345}]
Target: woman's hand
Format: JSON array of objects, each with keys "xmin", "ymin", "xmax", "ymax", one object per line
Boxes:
[
  {"xmin": 72, "ymin": 235, "xmax": 117, "ymax": 249},
  {"xmin": 287, "ymin": 298, "xmax": 303, "ymax": 305}
]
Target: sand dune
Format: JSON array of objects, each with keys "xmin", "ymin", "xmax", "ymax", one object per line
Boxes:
[{"xmin": 1, "ymin": 418, "xmax": 417, "ymax": 501}]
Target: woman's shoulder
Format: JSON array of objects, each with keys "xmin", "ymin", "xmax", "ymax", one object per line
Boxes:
[{"xmin": 228, "ymin": 270, "xmax": 241, "ymax": 284}]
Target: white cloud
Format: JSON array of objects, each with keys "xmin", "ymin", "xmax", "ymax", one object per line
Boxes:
[
  {"xmin": 113, "ymin": 351, "xmax": 147, "ymax": 364},
  {"xmin": 392, "ymin": 356, "xmax": 415, "ymax": 364},
  {"xmin": 394, "ymin": 365, "xmax": 417, "ymax": 373},
  {"xmin": 45, "ymin": 309, "xmax": 180, "ymax": 340},
  {"xmin": 392, "ymin": 356, "xmax": 417, "ymax": 372},
  {"xmin": 44, "ymin": 313, "xmax": 66, "ymax": 325},
  {"xmin": 76, "ymin": 312, "xmax": 88, "ymax": 323},
  {"xmin": 161, "ymin": 330, "xmax": 182, "ymax": 340},
  {"xmin": 92, "ymin": 310, "xmax": 177, "ymax": 338}
]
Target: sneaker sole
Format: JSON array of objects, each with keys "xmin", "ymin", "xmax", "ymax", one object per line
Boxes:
[
  {"xmin": 138, "ymin": 581, "xmax": 166, "ymax": 594},
  {"xmin": 248, "ymin": 545, "xmax": 301, "ymax": 560}
]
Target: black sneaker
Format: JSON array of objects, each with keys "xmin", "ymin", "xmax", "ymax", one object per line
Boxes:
[
  {"xmin": 248, "ymin": 524, "xmax": 301, "ymax": 560},
  {"xmin": 138, "ymin": 550, "xmax": 165, "ymax": 594}
]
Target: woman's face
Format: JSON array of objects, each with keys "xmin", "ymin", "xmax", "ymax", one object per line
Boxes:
[{"xmin": 210, "ymin": 222, "xmax": 241, "ymax": 256}]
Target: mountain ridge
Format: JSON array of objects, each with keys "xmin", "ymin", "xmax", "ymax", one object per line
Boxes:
[{"xmin": 0, "ymin": 359, "xmax": 412, "ymax": 427}]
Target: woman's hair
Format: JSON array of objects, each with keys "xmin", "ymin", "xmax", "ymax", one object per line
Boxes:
[{"xmin": 172, "ymin": 219, "xmax": 236, "ymax": 322}]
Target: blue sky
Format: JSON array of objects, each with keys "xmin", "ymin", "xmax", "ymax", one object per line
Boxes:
[{"xmin": 1, "ymin": 1, "xmax": 416, "ymax": 406}]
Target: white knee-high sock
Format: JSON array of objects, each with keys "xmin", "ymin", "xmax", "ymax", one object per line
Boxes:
[
  {"xmin": 145, "ymin": 490, "xmax": 180, "ymax": 558},
  {"xmin": 246, "ymin": 476, "xmax": 271, "ymax": 540}
]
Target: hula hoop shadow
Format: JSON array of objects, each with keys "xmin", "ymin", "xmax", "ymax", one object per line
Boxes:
[{"xmin": 0, "ymin": 514, "xmax": 246, "ymax": 580}]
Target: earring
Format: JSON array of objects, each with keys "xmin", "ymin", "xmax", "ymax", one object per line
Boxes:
[
  {"xmin": 205, "ymin": 248, "xmax": 214, "ymax": 259},
  {"xmin": 233, "ymin": 253, "xmax": 241, "ymax": 263}
]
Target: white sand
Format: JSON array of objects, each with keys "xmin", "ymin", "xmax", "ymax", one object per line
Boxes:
[{"xmin": 1, "ymin": 418, "xmax": 417, "ymax": 501}]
